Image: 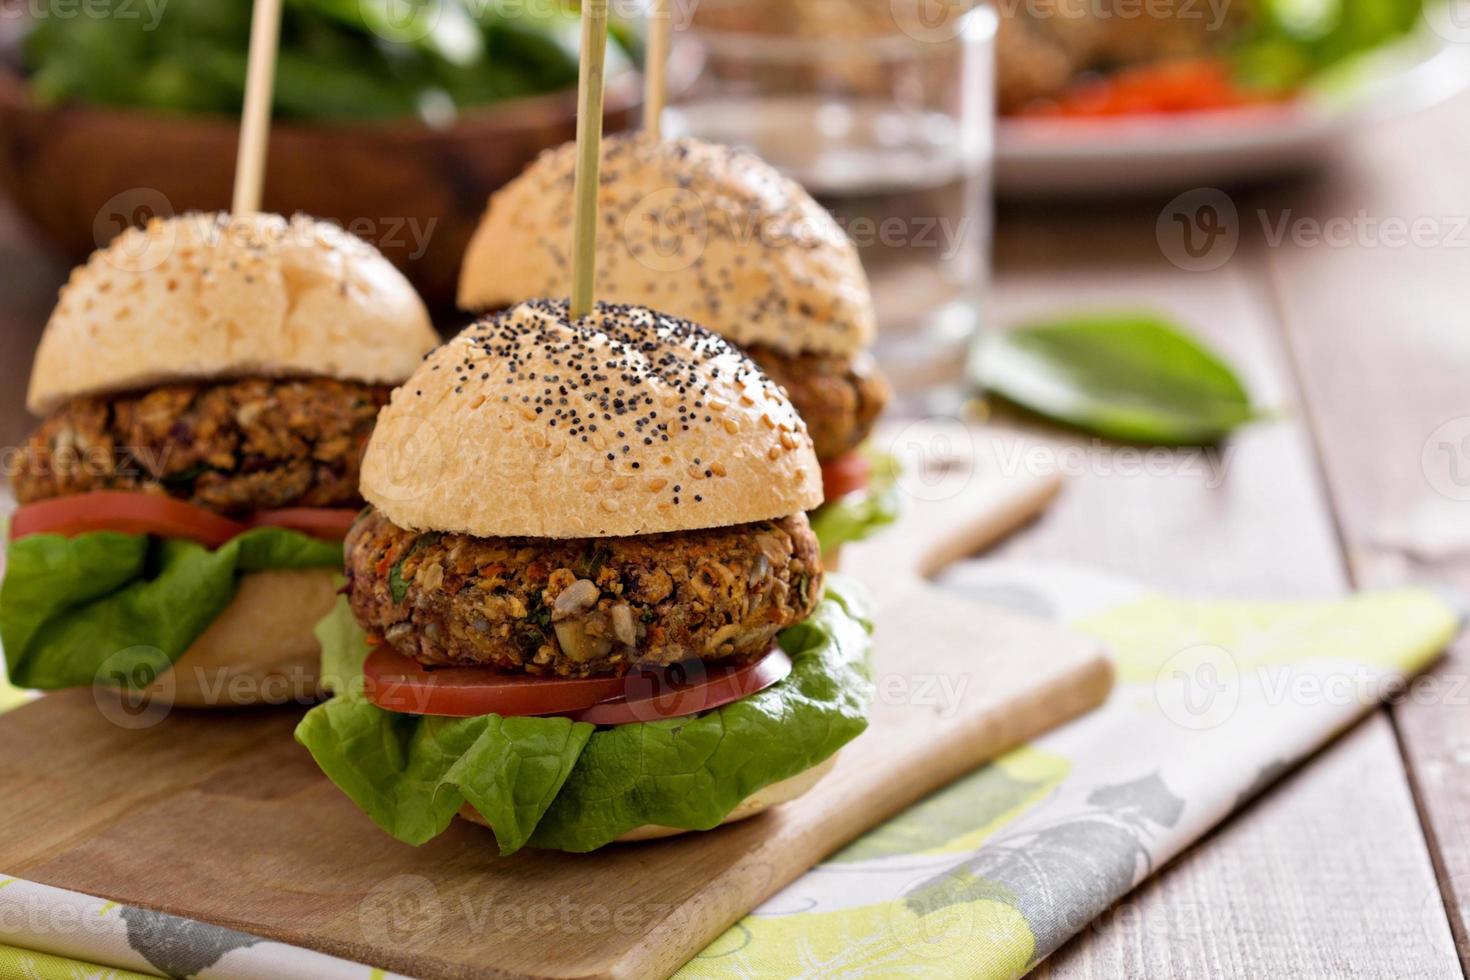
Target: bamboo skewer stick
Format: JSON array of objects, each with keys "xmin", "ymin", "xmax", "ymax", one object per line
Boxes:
[
  {"xmin": 643, "ymin": 0, "xmax": 671, "ymax": 139},
  {"xmin": 232, "ymin": 0, "xmax": 284, "ymax": 215},
  {"xmin": 570, "ymin": 0, "xmax": 610, "ymax": 320}
]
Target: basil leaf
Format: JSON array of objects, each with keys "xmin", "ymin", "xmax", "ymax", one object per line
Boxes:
[
  {"xmin": 387, "ymin": 531, "xmax": 440, "ymax": 604},
  {"xmin": 971, "ymin": 313, "xmax": 1259, "ymax": 445}
]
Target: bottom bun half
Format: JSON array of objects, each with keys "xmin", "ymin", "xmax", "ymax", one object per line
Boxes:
[
  {"xmin": 458, "ymin": 752, "xmax": 839, "ymax": 845},
  {"xmin": 141, "ymin": 567, "xmax": 340, "ymax": 708}
]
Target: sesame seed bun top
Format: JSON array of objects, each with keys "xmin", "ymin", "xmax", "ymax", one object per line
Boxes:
[
  {"xmin": 457, "ymin": 133, "xmax": 876, "ymax": 360},
  {"xmin": 359, "ymin": 299, "xmax": 824, "ymax": 539},
  {"xmin": 27, "ymin": 212, "xmax": 438, "ymax": 415}
]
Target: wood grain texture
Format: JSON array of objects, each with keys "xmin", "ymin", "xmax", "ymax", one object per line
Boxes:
[
  {"xmin": 984, "ymin": 181, "xmax": 1462, "ymax": 976},
  {"xmin": 0, "ymin": 442, "xmax": 1110, "ymax": 980},
  {"xmin": 1035, "ymin": 716, "xmax": 1460, "ymax": 980},
  {"xmin": 1259, "ymin": 89, "xmax": 1470, "ymax": 970}
]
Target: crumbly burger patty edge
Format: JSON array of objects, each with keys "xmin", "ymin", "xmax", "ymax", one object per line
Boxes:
[
  {"xmin": 345, "ymin": 507, "xmax": 825, "ymax": 677},
  {"xmin": 11, "ymin": 377, "xmax": 391, "ymax": 515}
]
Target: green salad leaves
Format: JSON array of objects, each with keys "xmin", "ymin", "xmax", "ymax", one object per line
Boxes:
[
  {"xmin": 0, "ymin": 527, "xmax": 341, "ymax": 690},
  {"xmin": 21, "ymin": 0, "xmax": 635, "ymax": 121},
  {"xmin": 1233, "ymin": 0, "xmax": 1427, "ymax": 94},
  {"xmin": 296, "ymin": 577, "xmax": 875, "ymax": 854}
]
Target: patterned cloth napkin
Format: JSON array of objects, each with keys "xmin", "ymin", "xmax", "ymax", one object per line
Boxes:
[
  {"xmin": 0, "ymin": 877, "xmax": 408, "ymax": 979},
  {"xmin": 0, "ymin": 561, "xmax": 1455, "ymax": 979},
  {"xmin": 675, "ymin": 561, "xmax": 1458, "ymax": 978}
]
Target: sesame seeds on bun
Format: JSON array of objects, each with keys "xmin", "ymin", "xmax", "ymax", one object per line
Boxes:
[
  {"xmin": 359, "ymin": 299, "xmax": 823, "ymax": 539},
  {"xmin": 27, "ymin": 212, "xmax": 439, "ymax": 415},
  {"xmin": 457, "ymin": 133, "xmax": 876, "ymax": 360}
]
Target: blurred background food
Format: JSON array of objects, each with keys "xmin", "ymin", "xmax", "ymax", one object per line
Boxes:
[
  {"xmin": 0, "ymin": 0, "xmax": 1455, "ymax": 318},
  {"xmin": 0, "ymin": 0, "xmax": 648, "ymax": 309},
  {"xmin": 997, "ymin": 0, "xmax": 1427, "ymax": 116},
  {"xmin": 14, "ymin": 0, "xmax": 635, "ymax": 120}
]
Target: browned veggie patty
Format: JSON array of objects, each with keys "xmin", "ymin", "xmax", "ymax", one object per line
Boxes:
[
  {"xmin": 747, "ymin": 346, "xmax": 889, "ymax": 462},
  {"xmin": 345, "ymin": 508, "xmax": 824, "ymax": 677},
  {"xmin": 11, "ymin": 377, "xmax": 390, "ymax": 515}
]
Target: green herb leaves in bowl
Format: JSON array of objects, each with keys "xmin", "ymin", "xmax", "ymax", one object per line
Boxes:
[
  {"xmin": 19, "ymin": 0, "xmax": 633, "ymax": 122},
  {"xmin": 970, "ymin": 313, "xmax": 1260, "ymax": 445}
]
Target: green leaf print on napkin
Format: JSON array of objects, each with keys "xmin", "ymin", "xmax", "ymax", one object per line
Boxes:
[
  {"xmin": 833, "ymin": 747, "xmax": 1067, "ymax": 862},
  {"xmin": 904, "ymin": 772, "xmax": 1185, "ymax": 963}
]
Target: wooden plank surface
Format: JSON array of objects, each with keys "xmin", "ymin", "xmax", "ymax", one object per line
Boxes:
[
  {"xmin": 982, "ymin": 153, "xmax": 1463, "ymax": 974},
  {"xmin": 1034, "ymin": 717, "xmax": 1458, "ymax": 979},
  {"xmin": 1261, "ymin": 88, "xmax": 1470, "ymax": 970}
]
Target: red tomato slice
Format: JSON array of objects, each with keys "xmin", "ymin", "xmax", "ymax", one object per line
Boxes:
[
  {"xmin": 569, "ymin": 647, "xmax": 792, "ymax": 726},
  {"xmin": 249, "ymin": 508, "xmax": 360, "ymax": 541},
  {"xmin": 361, "ymin": 644, "xmax": 793, "ymax": 723},
  {"xmin": 8, "ymin": 491, "xmax": 246, "ymax": 549},
  {"xmin": 1017, "ymin": 58, "xmax": 1283, "ymax": 119},
  {"xmin": 363, "ymin": 646, "xmax": 631, "ymax": 718},
  {"xmin": 821, "ymin": 452, "xmax": 871, "ymax": 501}
]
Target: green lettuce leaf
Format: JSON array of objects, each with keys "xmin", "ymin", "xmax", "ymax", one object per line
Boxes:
[
  {"xmin": 294, "ymin": 576, "xmax": 875, "ymax": 854},
  {"xmin": 296, "ymin": 695, "xmax": 595, "ymax": 852},
  {"xmin": 1, "ymin": 528, "xmax": 342, "ymax": 690},
  {"xmin": 810, "ymin": 451, "xmax": 901, "ymax": 554},
  {"xmin": 314, "ymin": 591, "xmax": 365, "ymax": 696}
]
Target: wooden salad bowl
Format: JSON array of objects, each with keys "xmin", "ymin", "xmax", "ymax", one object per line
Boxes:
[{"xmin": 0, "ymin": 64, "xmax": 642, "ymax": 311}]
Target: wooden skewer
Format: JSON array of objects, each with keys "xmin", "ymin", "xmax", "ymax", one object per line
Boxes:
[
  {"xmin": 232, "ymin": 0, "xmax": 285, "ymax": 215},
  {"xmin": 643, "ymin": 0, "xmax": 671, "ymax": 139},
  {"xmin": 570, "ymin": 0, "xmax": 610, "ymax": 320}
]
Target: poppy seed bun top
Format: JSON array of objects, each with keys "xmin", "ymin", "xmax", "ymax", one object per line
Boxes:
[
  {"xmin": 457, "ymin": 133, "xmax": 876, "ymax": 359},
  {"xmin": 27, "ymin": 212, "xmax": 438, "ymax": 415},
  {"xmin": 360, "ymin": 299, "xmax": 823, "ymax": 539}
]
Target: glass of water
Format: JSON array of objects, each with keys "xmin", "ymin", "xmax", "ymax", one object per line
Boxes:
[{"xmin": 664, "ymin": 0, "xmax": 996, "ymax": 405}]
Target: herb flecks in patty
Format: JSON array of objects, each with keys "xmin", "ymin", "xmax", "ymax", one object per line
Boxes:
[{"xmin": 345, "ymin": 507, "xmax": 823, "ymax": 677}]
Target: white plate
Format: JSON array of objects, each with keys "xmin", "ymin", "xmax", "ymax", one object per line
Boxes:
[{"xmin": 995, "ymin": 31, "xmax": 1470, "ymax": 197}]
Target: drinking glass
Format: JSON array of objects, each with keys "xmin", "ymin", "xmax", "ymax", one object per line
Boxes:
[{"xmin": 663, "ymin": 0, "xmax": 997, "ymax": 404}]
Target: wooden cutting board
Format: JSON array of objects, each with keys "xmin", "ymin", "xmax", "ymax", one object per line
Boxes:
[{"xmin": 0, "ymin": 425, "xmax": 1113, "ymax": 980}]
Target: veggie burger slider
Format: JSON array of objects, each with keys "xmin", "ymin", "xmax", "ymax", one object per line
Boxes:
[
  {"xmin": 1, "ymin": 212, "xmax": 437, "ymax": 706},
  {"xmin": 458, "ymin": 134, "xmax": 894, "ymax": 554},
  {"xmin": 296, "ymin": 298, "xmax": 873, "ymax": 853}
]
